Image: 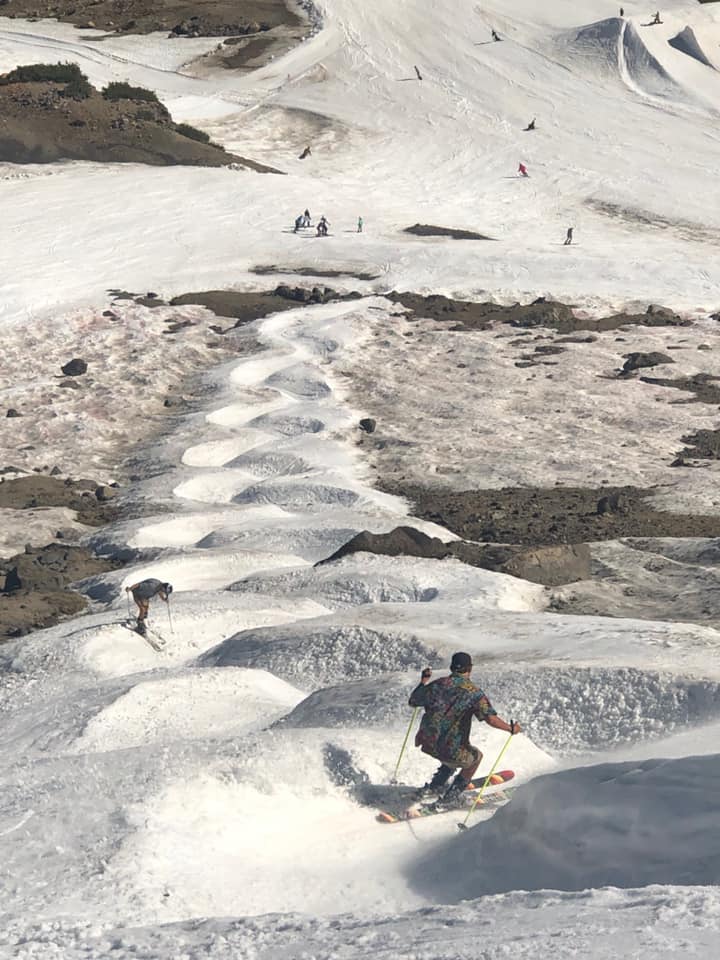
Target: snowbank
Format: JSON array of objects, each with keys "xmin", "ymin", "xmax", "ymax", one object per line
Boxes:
[{"xmin": 411, "ymin": 754, "xmax": 720, "ymax": 897}]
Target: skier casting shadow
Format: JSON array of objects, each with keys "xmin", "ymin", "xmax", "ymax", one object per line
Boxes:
[
  {"xmin": 524, "ymin": 118, "xmax": 536, "ymax": 131},
  {"xmin": 126, "ymin": 578, "xmax": 173, "ymax": 636},
  {"xmin": 408, "ymin": 653, "xmax": 521, "ymax": 807}
]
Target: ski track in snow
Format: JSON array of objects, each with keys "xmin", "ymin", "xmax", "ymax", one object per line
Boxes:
[{"xmin": 3, "ymin": 1, "xmax": 720, "ymax": 957}]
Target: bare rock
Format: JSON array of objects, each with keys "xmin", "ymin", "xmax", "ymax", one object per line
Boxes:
[
  {"xmin": 359, "ymin": 418, "xmax": 376, "ymax": 434},
  {"xmin": 61, "ymin": 358, "xmax": 88, "ymax": 376},
  {"xmin": 622, "ymin": 352, "xmax": 674, "ymax": 374}
]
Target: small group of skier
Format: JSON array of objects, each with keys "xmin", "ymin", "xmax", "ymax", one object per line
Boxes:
[{"xmin": 294, "ymin": 209, "xmax": 313, "ymax": 232}]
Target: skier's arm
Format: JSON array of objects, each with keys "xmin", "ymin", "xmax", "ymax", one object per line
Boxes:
[
  {"xmin": 485, "ymin": 714, "xmax": 522, "ymax": 734},
  {"xmin": 408, "ymin": 667, "xmax": 432, "ymax": 707}
]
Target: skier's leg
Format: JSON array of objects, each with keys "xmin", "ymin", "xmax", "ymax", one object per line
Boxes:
[
  {"xmin": 440, "ymin": 747, "xmax": 482, "ymax": 804},
  {"xmin": 136, "ymin": 598, "xmax": 149, "ymax": 632}
]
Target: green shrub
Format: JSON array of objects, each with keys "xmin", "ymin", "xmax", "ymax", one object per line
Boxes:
[
  {"xmin": 175, "ymin": 122, "xmax": 211, "ymax": 144},
  {"xmin": 61, "ymin": 76, "xmax": 93, "ymax": 100},
  {"xmin": 1, "ymin": 62, "xmax": 86, "ymax": 84},
  {"xmin": 102, "ymin": 81, "xmax": 160, "ymax": 103}
]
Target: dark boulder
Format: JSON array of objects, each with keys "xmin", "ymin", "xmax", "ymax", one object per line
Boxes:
[
  {"xmin": 317, "ymin": 526, "xmax": 450, "ymax": 566},
  {"xmin": 6, "ymin": 408, "xmax": 21, "ymax": 417},
  {"xmin": 622, "ymin": 352, "xmax": 673, "ymax": 373},
  {"xmin": 359, "ymin": 418, "xmax": 376, "ymax": 434},
  {"xmin": 61, "ymin": 358, "xmax": 88, "ymax": 377}
]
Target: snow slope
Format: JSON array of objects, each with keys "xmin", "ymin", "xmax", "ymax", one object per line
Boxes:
[{"xmin": 4, "ymin": 0, "xmax": 720, "ymax": 957}]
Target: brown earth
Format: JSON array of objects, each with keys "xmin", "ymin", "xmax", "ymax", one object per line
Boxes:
[
  {"xmin": 403, "ymin": 224, "xmax": 496, "ymax": 241},
  {"xmin": 0, "ymin": 475, "xmax": 119, "ymax": 525},
  {"xmin": 0, "ymin": 77, "xmax": 277, "ymax": 168},
  {"xmin": 379, "ymin": 482, "xmax": 720, "ymax": 547},
  {"xmin": 0, "ymin": 0, "xmax": 300, "ymax": 36},
  {"xmin": 386, "ymin": 293, "xmax": 690, "ymax": 335},
  {"xmin": 0, "ymin": 481, "xmax": 124, "ymax": 640},
  {"xmin": 170, "ymin": 285, "xmax": 361, "ymax": 326}
]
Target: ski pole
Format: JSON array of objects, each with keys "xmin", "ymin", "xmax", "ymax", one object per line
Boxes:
[
  {"xmin": 126, "ymin": 589, "xmax": 133, "ymax": 621},
  {"xmin": 166, "ymin": 597, "xmax": 175, "ymax": 635},
  {"xmin": 458, "ymin": 724, "xmax": 516, "ymax": 831},
  {"xmin": 391, "ymin": 707, "xmax": 419, "ymax": 784}
]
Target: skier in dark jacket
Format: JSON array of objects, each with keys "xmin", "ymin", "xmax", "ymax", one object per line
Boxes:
[
  {"xmin": 409, "ymin": 652, "xmax": 520, "ymax": 805},
  {"xmin": 126, "ymin": 578, "xmax": 172, "ymax": 635}
]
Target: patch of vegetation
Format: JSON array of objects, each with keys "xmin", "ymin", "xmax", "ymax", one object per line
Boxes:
[
  {"xmin": 175, "ymin": 122, "xmax": 211, "ymax": 144},
  {"xmin": 102, "ymin": 81, "xmax": 160, "ymax": 103},
  {"xmin": 0, "ymin": 62, "xmax": 86, "ymax": 84},
  {"xmin": 61, "ymin": 76, "xmax": 93, "ymax": 100}
]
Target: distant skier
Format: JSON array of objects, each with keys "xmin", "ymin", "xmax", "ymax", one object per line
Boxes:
[
  {"xmin": 299, "ymin": 145, "xmax": 311, "ymax": 160},
  {"xmin": 564, "ymin": 226, "xmax": 574, "ymax": 245},
  {"xmin": 414, "ymin": 65, "xmax": 423, "ymax": 81},
  {"xmin": 126, "ymin": 578, "xmax": 173, "ymax": 635},
  {"xmin": 620, "ymin": 7, "xmax": 624, "ymax": 16},
  {"xmin": 651, "ymin": 11, "xmax": 661, "ymax": 25},
  {"xmin": 409, "ymin": 653, "xmax": 521, "ymax": 806},
  {"xmin": 294, "ymin": 215, "xmax": 304, "ymax": 233},
  {"xmin": 303, "ymin": 208, "xmax": 312, "ymax": 227},
  {"xmin": 524, "ymin": 118, "xmax": 536, "ymax": 131},
  {"xmin": 316, "ymin": 215, "xmax": 329, "ymax": 236},
  {"xmin": 491, "ymin": 29, "xmax": 501, "ymax": 42},
  {"xmin": 518, "ymin": 162, "xmax": 529, "ymax": 177},
  {"xmin": 357, "ymin": 215, "xmax": 364, "ymax": 233}
]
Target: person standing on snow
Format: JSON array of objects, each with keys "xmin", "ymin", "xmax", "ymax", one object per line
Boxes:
[
  {"xmin": 316, "ymin": 215, "xmax": 329, "ymax": 236},
  {"xmin": 491, "ymin": 29, "xmax": 501, "ymax": 42},
  {"xmin": 409, "ymin": 652, "xmax": 521, "ymax": 806},
  {"xmin": 518, "ymin": 162, "xmax": 529, "ymax": 177},
  {"xmin": 126, "ymin": 578, "xmax": 173, "ymax": 635},
  {"xmin": 357, "ymin": 215, "xmax": 364, "ymax": 233},
  {"xmin": 294, "ymin": 214, "xmax": 304, "ymax": 233},
  {"xmin": 303, "ymin": 209, "xmax": 312, "ymax": 227},
  {"xmin": 524, "ymin": 118, "xmax": 536, "ymax": 131},
  {"xmin": 564, "ymin": 226, "xmax": 574, "ymax": 245}
]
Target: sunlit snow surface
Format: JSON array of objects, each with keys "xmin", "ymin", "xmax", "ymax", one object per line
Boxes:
[{"xmin": 3, "ymin": 0, "xmax": 720, "ymax": 957}]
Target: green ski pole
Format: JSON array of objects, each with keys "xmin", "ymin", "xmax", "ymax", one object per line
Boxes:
[
  {"xmin": 458, "ymin": 724, "xmax": 516, "ymax": 831},
  {"xmin": 391, "ymin": 707, "xmax": 419, "ymax": 784}
]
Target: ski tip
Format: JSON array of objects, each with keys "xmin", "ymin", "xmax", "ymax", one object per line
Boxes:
[{"xmin": 376, "ymin": 811, "xmax": 398, "ymax": 823}]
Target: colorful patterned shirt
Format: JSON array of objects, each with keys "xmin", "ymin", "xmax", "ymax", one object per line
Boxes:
[{"xmin": 409, "ymin": 674, "xmax": 497, "ymax": 761}]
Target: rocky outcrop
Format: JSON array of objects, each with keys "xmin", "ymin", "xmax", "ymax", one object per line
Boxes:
[
  {"xmin": 317, "ymin": 526, "xmax": 591, "ymax": 586},
  {"xmin": 2, "ymin": 542, "xmax": 119, "ymax": 593},
  {"xmin": 621, "ymin": 352, "xmax": 674, "ymax": 373}
]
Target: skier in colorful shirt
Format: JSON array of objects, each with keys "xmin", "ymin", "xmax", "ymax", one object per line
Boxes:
[
  {"xmin": 409, "ymin": 652, "xmax": 520, "ymax": 805},
  {"xmin": 126, "ymin": 578, "xmax": 173, "ymax": 635}
]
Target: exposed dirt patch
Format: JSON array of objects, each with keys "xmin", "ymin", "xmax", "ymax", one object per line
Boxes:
[
  {"xmin": 0, "ymin": 590, "xmax": 87, "ymax": 641},
  {"xmin": 404, "ymin": 223, "xmax": 496, "ymax": 240},
  {"xmin": 0, "ymin": 73, "xmax": 276, "ymax": 168},
  {"xmin": 379, "ymin": 481, "xmax": 720, "ymax": 546},
  {"xmin": 170, "ymin": 285, "xmax": 361, "ymax": 327},
  {"xmin": 0, "ymin": 0, "xmax": 300, "ymax": 36},
  {"xmin": 252, "ymin": 264, "xmax": 381, "ymax": 281},
  {"xmin": 387, "ymin": 293, "xmax": 691, "ymax": 334},
  {"xmin": 678, "ymin": 429, "xmax": 720, "ymax": 461},
  {"xmin": 0, "ymin": 477, "xmax": 125, "ymax": 641},
  {"xmin": 0, "ymin": 476, "xmax": 118, "ymax": 525},
  {"xmin": 640, "ymin": 373, "xmax": 720, "ymax": 405}
]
